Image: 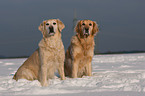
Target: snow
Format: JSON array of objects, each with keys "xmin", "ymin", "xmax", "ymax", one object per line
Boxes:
[{"xmin": 0, "ymin": 53, "xmax": 145, "ymax": 96}]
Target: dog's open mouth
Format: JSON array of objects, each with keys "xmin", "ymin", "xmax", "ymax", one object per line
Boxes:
[
  {"xmin": 49, "ymin": 26, "xmax": 55, "ymax": 36},
  {"xmin": 84, "ymin": 32, "xmax": 89, "ymax": 35},
  {"xmin": 49, "ymin": 32, "xmax": 55, "ymax": 36},
  {"xmin": 83, "ymin": 30, "xmax": 90, "ymax": 37}
]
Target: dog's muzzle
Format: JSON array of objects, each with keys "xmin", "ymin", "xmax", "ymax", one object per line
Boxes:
[
  {"xmin": 49, "ymin": 26, "xmax": 55, "ymax": 36},
  {"xmin": 84, "ymin": 28, "xmax": 90, "ymax": 36}
]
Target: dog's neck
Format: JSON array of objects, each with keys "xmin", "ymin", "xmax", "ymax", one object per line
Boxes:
[
  {"xmin": 39, "ymin": 31, "xmax": 63, "ymax": 49},
  {"xmin": 76, "ymin": 34, "xmax": 95, "ymax": 49},
  {"xmin": 77, "ymin": 34, "xmax": 94, "ymax": 43},
  {"xmin": 44, "ymin": 32, "xmax": 61, "ymax": 41}
]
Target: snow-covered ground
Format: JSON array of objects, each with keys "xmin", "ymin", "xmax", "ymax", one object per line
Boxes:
[{"xmin": 0, "ymin": 53, "xmax": 145, "ymax": 96}]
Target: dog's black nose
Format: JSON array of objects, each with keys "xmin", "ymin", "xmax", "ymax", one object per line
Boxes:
[
  {"xmin": 85, "ymin": 28, "xmax": 89, "ymax": 33},
  {"xmin": 49, "ymin": 26, "xmax": 54, "ymax": 32}
]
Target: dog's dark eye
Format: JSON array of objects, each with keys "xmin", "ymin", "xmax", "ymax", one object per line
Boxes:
[
  {"xmin": 53, "ymin": 22, "xmax": 56, "ymax": 25},
  {"xmin": 46, "ymin": 23, "xmax": 49, "ymax": 25},
  {"xmin": 89, "ymin": 23, "xmax": 92, "ymax": 26},
  {"xmin": 82, "ymin": 23, "xmax": 85, "ymax": 25}
]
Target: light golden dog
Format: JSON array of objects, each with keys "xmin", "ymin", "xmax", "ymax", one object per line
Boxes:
[
  {"xmin": 13, "ymin": 19, "xmax": 65, "ymax": 86},
  {"xmin": 64, "ymin": 20, "xmax": 99, "ymax": 78}
]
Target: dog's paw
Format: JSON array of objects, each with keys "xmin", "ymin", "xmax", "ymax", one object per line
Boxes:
[
  {"xmin": 61, "ymin": 77, "xmax": 66, "ymax": 80},
  {"xmin": 41, "ymin": 81, "xmax": 49, "ymax": 87}
]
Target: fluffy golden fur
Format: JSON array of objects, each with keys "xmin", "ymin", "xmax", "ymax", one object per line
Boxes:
[
  {"xmin": 13, "ymin": 19, "xmax": 65, "ymax": 86},
  {"xmin": 64, "ymin": 20, "xmax": 99, "ymax": 78}
]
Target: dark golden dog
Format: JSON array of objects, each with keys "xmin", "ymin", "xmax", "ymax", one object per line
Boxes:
[{"xmin": 64, "ymin": 20, "xmax": 99, "ymax": 78}]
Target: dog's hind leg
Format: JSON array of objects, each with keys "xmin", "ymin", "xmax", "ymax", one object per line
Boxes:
[{"xmin": 14, "ymin": 68, "xmax": 37, "ymax": 81}]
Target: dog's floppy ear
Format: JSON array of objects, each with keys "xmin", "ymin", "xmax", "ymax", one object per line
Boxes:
[
  {"xmin": 38, "ymin": 21, "xmax": 46, "ymax": 32},
  {"xmin": 92, "ymin": 21, "xmax": 99, "ymax": 36},
  {"xmin": 57, "ymin": 19, "xmax": 65, "ymax": 32},
  {"xmin": 75, "ymin": 20, "xmax": 81, "ymax": 33},
  {"xmin": 38, "ymin": 21, "xmax": 47, "ymax": 37}
]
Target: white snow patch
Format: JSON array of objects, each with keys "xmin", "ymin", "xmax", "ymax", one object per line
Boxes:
[
  {"xmin": 120, "ymin": 65, "xmax": 132, "ymax": 68},
  {"xmin": 0, "ymin": 53, "xmax": 145, "ymax": 96},
  {"xmin": 8, "ymin": 68, "xmax": 13, "ymax": 70},
  {"xmin": 130, "ymin": 79, "xmax": 140, "ymax": 83},
  {"xmin": 142, "ymin": 73, "xmax": 145, "ymax": 79},
  {"xmin": 102, "ymin": 84, "xmax": 124, "ymax": 88},
  {"xmin": 122, "ymin": 70, "xmax": 137, "ymax": 73},
  {"xmin": 3, "ymin": 62, "xmax": 14, "ymax": 66},
  {"xmin": 143, "ymin": 87, "xmax": 145, "ymax": 92},
  {"xmin": 0, "ymin": 61, "xmax": 3, "ymax": 63}
]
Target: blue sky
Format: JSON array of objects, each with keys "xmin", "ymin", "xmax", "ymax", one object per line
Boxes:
[{"xmin": 0, "ymin": 0, "xmax": 145, "ymax": 57}]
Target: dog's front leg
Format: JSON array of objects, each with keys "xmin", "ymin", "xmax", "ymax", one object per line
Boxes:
[
  {"xmin": 58, "ymin": 64, "xmax": 65, "ymax": 80},
  {"xmin": 85, "ymin": 57, "xmax": 92, "ymax": 76},
  {"xmin": 72, "ymin": 59, "xmax": 79, "ymax": 78},
  {"xmin": 86, "ymin": 62, "xmax": 92, "ymax": 76},
  {"xmin": 39, "ymin": 48, "xmax": 48, "ymax": 86},
  {"xmin": 40, "ymin": 64, "xmax": 48, "ymax": 86}
]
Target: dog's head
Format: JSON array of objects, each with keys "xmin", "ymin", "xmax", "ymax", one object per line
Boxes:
[
  {"xmin": 38, "ymin": 19, "xmax": 65, "ymax": 37},
  {"xmin": 75, "ymin": 20, "xmax": 99, "ymax": 38}
]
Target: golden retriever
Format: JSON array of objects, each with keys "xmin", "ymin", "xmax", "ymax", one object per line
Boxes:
[
  {"xmin": 13, "ymin": 19, "xmax": 65, "ymax": 86},
  {"xmin": 64, "ymin": 20, "xmax": 99, "ymax": 78}
]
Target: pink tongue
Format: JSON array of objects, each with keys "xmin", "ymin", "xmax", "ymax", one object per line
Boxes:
[
  {"xmin": 49, "ymin": 33, "xmax": 54, "ymax": 35},
  {"xmin": 84, "ymin": 33, "xmax": 88, "ymax": 35}
]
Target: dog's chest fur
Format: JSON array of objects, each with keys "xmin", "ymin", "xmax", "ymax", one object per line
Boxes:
[
  {"xmin": 71, "ymin": 36, "xmax": 95, "ymax": 69},
  {"xmin": 39, "ymin": 37, "xmax": 65, "ymax": 64},
  {"xmin": 72, "ymin": 35, "xmax": 95, "ymax": 56}
]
